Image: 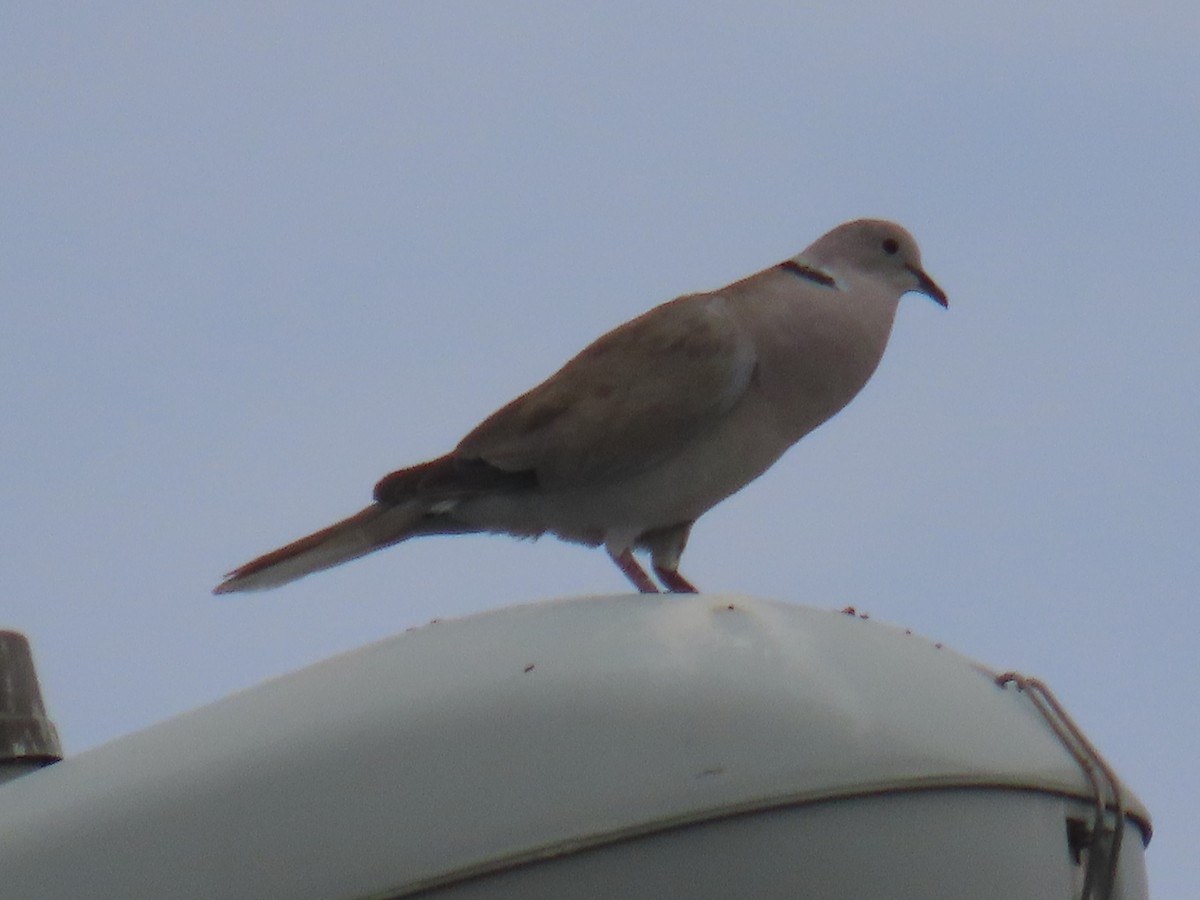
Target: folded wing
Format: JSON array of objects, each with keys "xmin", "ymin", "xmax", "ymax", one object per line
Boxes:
[{"xmin": 456, "ymin": 293, "xmax": 757, "ymax": 489}]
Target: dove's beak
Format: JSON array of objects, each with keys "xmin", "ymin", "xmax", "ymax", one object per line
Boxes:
[{"xmin": 908, "ymin": 265, "xmax": 948, "ymax": 308}]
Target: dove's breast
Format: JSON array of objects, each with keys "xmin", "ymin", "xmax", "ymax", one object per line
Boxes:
[{"xmin": 731, "ymin": 270, "xmax": 902, "ymax": 444}]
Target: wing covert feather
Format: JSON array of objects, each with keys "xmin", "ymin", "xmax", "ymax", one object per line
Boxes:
[{"xmin": 456, "ymin": 293, "xmax": 756, "ymax": 488}]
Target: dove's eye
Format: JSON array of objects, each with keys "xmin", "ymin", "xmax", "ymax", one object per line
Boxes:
[{"xmin": 882, "ymin": 238, "xmax": 900, "ymax": 255}]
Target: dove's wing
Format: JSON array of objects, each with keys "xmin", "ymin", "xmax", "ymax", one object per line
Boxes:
[{"xmin": 456, "ymin": 292, "xmax": 757, "ymax": 489}]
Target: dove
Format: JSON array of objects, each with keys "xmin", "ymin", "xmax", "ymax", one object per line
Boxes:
[{"xmin": 214, "ymin": 219, "xmax": 946, "ymax": 595}]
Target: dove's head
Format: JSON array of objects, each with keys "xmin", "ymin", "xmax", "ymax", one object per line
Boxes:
[{"xmin": 805, "ymin": 219, "xmax": 948, "ymax": 308}]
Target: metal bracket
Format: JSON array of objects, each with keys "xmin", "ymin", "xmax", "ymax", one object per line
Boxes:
[{"xmin": 996, "ymin": 672, "xmax": 1125, "ymax": 900}]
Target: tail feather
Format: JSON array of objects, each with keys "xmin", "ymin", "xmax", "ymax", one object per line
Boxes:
[{"xmin": 213, "ymin": 503, "xmax": 423, "ymax": 594}]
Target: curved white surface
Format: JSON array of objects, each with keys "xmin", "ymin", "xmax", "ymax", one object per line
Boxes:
[{"xmin": 0, "ymin": 595, "xmax": 1149, "ymax": 898}]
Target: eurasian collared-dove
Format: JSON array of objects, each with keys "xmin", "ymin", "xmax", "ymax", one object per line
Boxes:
[{"xmin": 215, "ymin": 219, "xmax": 946, "ymax": 595}]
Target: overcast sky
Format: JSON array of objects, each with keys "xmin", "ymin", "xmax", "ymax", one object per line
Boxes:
[{"xmin": 3, "ymin": 3, "xmax": 1196, "ymax": 895}]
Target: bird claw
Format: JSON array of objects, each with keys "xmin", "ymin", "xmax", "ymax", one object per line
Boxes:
[{"xmin": 654, "ymin": 566, "xmax": 699, "ymax": 593}]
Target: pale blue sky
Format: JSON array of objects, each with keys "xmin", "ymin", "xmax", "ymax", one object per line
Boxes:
[{"xmin": 3, "ymin": 3, "xmax": 1196, "ymax": 895}]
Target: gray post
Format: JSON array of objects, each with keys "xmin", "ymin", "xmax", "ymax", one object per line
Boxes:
[{"xmin": 0, "ymin": 631, "xmax": 63, "ymax": 784}]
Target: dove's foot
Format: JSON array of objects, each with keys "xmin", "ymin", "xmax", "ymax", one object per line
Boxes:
[
  {"xmin": 654, "ymin": 566, "xmax": 699, "ymax": 594},
  {"xmin": 608, "ymin": 540, "xmax": 698, "ymax": 594}
]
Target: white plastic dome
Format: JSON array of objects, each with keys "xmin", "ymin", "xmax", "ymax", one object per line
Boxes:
[{"xmin": 0, "ymin": 595, "xmax": 1150, "ymax": 898}]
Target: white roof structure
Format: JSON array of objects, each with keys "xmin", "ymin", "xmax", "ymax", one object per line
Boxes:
[{"xmin": 0, "ymin": 595, "xmax": 1150, "ymax": 898}]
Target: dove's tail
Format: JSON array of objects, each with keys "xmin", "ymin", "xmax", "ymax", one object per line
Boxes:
[
  {"xmin": 213, "ymin": 503, "xmax": 426, "ymax": 594},
  {"xmin": 213, "ymin": 453, "xmax": 535, "ymax": 594}
]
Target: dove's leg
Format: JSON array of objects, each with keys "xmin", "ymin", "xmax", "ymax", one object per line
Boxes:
[
  {"xmin": 646, "ymin": 522, "xmax": 699, "ymax": 594},
  {"xmin": 607, "ymin": 547, "xmax": 660, "ymax": 594}
]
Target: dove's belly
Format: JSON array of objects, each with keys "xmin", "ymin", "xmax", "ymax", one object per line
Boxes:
[{"xmin": 455, "ymin": 389, "xmax": 798, "ymax": 547}]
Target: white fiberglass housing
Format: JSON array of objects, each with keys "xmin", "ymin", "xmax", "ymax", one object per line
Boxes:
[{"xmin": 0, "ymin": 595, "xmax": 1150, "ymax": 898}]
